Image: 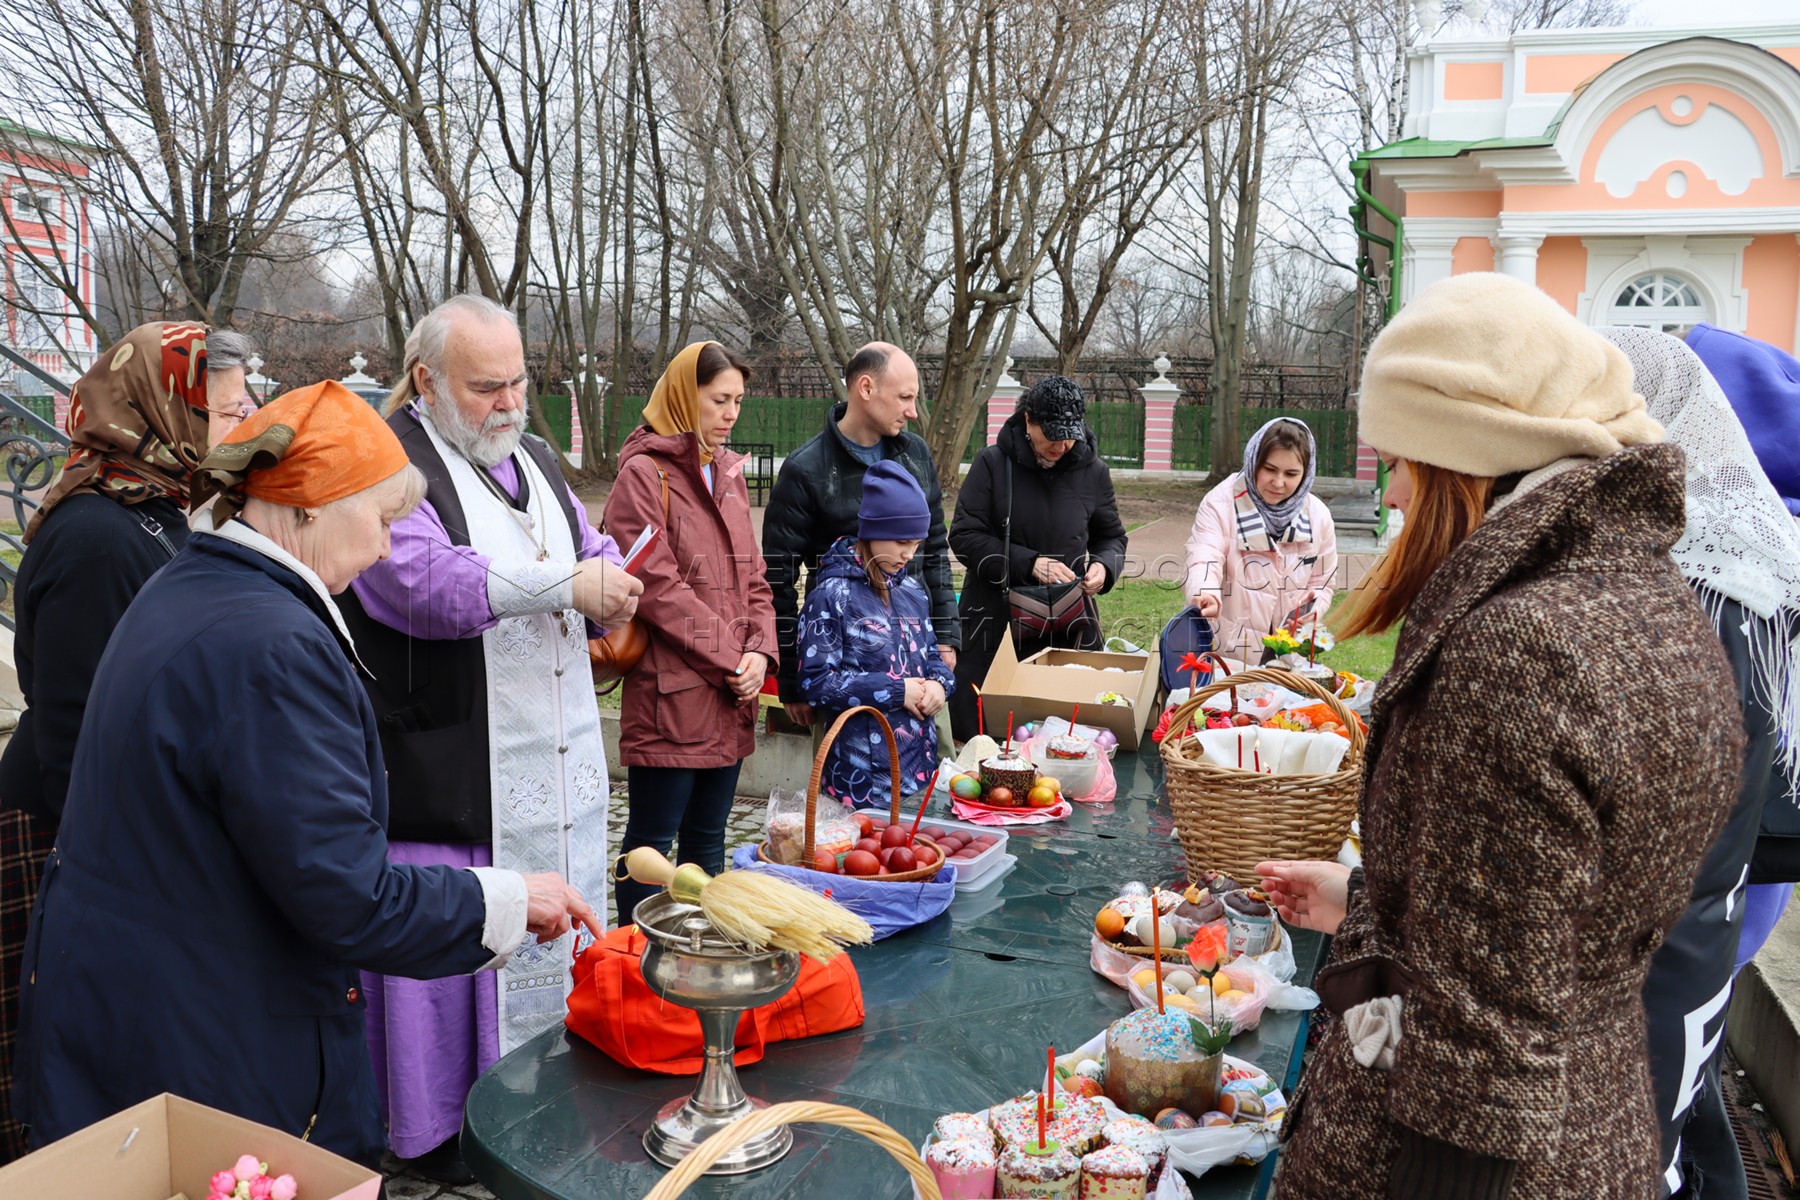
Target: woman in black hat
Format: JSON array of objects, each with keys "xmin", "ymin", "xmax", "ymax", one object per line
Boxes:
[{"xmin": 947, "ymin": 376, "xmax": 1128, "ymax": 742}]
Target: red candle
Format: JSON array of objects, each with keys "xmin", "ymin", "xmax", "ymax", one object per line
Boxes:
[
  {"xmin": 976, "ymin": 688, "xmax": 985, "ymax": 738},
  {"xmin": 1237, "ymin": 732, "xmax": 1244, "ymax": 770},
  {"xmin": 1253, "ymin": 734, "xmax": 1262, "ymax": 775},
  {"xmin": 1152, "ymin": 905, "xmax": 1165, "ymax": 1014},
  {"xmin": 1005, "ymin": 709, "xmax": 1015, "ymax": 756},
  {"xmin": 1037, "ymin": 1091, "xmax": 1047, "ymax": 1149},
  {"xmin": 1047, "ymin": 1045, "xmax": 1056, "ymax": 1095},
  {"xmin": 906, "ymin": 769, "xmax": 940, "ymax": 847}
]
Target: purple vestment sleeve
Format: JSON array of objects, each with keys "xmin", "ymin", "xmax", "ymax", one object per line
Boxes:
[{"xmin": 349, "ymin": 457, "xmax": 621, "ymax": 641}]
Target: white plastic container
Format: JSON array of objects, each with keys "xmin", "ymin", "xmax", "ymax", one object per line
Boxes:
[{"xmin": 869, "ymin": 812, "xmax": 1010, "ymax": 887}]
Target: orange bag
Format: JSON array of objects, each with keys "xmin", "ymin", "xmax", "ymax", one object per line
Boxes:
[{"xmin": 565, "ymin": 924, "xmax": 865, "ymax": 1075}]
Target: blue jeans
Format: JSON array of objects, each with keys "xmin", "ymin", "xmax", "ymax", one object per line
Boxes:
[{"xmin": 615, "ymin": 763, "xmax": 743, "ymax": 925}]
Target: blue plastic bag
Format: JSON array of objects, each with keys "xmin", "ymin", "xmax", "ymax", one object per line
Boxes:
[{"xmin": 729, "ymin": 844, "xmax": 956, "ymax": 940}]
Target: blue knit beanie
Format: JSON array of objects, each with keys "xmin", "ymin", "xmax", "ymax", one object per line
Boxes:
[{"xmin": 858, "ymin": 460, "xmax": 930, "ymax": 540}]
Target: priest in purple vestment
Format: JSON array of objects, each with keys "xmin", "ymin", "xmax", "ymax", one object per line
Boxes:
[{"xmin": 338, "ymin": 294, "xmax": 640, "ymax": 1182}]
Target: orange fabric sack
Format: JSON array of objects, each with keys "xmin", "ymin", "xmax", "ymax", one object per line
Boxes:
[{"xmin": 565, "ymin": 924, "xmax": 865, "ymax": 1075}]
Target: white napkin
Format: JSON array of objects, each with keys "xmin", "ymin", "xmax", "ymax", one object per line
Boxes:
[{"xmin": 1190, "ymin": 726, "xmax": 1349, "ymax": 775}]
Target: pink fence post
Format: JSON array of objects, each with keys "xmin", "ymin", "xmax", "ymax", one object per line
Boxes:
[
  {"xmin": 1355, "ymin": 439, "xmax": 1380, "ymax": 483},
  {"xmin": 569, "ymin": 382, "xmax": 589, "ymax": 467},
  {"xmin": 987, "ymin": 355, "xmax": 1022, "ymax": 445},
  {"xmin": 1139, "ymin": 355, "xmax": 1179, "ymax": 473}
]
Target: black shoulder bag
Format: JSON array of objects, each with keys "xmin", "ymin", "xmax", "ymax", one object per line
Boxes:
[{"xmin": 1003, "ymin": 458, "xmax": 1098, "ymax": 645}]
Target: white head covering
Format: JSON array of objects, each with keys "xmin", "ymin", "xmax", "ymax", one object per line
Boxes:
[{"xmin": 1597, "ymin": 326, "xmax": 1800, "ymax": 802}]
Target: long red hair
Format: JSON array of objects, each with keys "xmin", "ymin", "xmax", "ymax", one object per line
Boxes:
[{"xmin": 1332, "ymin": 460, "xmax": 1495, "ymax": 638}]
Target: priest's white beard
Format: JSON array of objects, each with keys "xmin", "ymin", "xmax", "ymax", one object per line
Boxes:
[{"xmin": 430, "ymin": 394, "xmax": 528, "ymax": 467}]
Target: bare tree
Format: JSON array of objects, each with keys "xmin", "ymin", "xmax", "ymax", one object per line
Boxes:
[
  {"xmin": 1026, "ymin": 8, "xmax": 1215, "ymax": 373},
  {"xmin": 1158, "ymin": 0, "xmax": 1321, "ymax": 477},
  {"xmin": 0, "ymin": 0, "xmax": 343, "ymax": 350}
]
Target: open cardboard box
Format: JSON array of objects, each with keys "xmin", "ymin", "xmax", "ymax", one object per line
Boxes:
[
  {"xmin": 0, "ymin": 1093, "xmax": 380, "ymax": 1200},
  {"xmin": 979, "ymin": 632, "xmax": 1161, "ymax": 751}
]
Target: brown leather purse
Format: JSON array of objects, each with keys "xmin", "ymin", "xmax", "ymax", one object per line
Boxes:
[{"xmin": 588, "ymin": 464, "xmax": 667, "ymax": 687}]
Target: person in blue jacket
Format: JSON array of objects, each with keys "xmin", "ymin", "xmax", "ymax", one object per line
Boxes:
[
  {"xmin": 798, "ymin": 461, "xmax": 955, "ymax": 809},
  {"xmin": 10, "ymin": 381, "xmax": 601, "ymax": 1166}
]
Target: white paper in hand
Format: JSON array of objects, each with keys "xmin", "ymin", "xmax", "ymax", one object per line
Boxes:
[{"xmin": 622, "ymin": 523, "xmax": 660, "ymax": 572}]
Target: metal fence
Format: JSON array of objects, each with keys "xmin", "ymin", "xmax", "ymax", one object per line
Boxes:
[
  {"xmin": 539, "ymin": 389, "xmax": 1358, "ymax": 477},
  {"xmin": 593, "ymin": 353, "xmax": 1351, "ymax": 410},
  {"xmin": 1172, "ymin": 406, "xmax": 1359, "ymax": 476},
  {"xmin": 0, "ymin": 393, "xmax": 71, "ymax": 626}
]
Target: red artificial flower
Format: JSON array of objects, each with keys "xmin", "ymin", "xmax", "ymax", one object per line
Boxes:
[
  {"xmin": 1178, "ymin": 652, "xmax": 1213, "ymax": 677},
  {"xmin": 1186, "ymin": 923, "xmax": 1229, "ymax": 974}
]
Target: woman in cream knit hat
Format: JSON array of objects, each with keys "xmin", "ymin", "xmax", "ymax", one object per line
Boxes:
[{"xmin": 1258, "ymin": 273, "xmax": 1742, "ymax": 1200}]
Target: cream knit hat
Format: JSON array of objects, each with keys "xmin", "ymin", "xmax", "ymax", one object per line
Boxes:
[{"xmin": 1360, "ymin": 273, "xmax": 1661, "ymax": 476}]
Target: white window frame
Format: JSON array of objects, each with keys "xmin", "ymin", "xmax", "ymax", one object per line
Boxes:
[{"xmin": 1608, "ymin": 270, "xmax": 1712, "ymax": 333}]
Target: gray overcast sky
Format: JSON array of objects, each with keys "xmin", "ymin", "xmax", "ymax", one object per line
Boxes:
[{"xmin": 1636, "ymin": 0, "xmax": 1797, "ymax": 23}]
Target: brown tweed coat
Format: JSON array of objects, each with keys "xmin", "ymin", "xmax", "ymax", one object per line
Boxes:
[{"xmin": 1276, "ymin": 445, "xmax": 1743, "ymax": 1200}]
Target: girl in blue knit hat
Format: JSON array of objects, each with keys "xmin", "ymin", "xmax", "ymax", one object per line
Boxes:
[{"xmin": 798, "ymin": 460, "xmax": 956, "ymax": 810}]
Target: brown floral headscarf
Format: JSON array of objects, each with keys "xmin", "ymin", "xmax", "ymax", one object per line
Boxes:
[{"xmin": 24, "ymin": 322, "xmax": 212, "ymax": 543}]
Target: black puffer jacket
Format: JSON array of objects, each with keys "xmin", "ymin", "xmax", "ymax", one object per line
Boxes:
[
  {"xmin": 763, "ymin": 403, "xmax": 959, "ymax": 704},
  {"xmin": 947, "ymin": 411, "xmax": 1128, "ymax": 738}
]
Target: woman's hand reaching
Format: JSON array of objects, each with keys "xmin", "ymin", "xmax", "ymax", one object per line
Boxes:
[
  {"xmin": 1033, "ymin": 556, "xmax": 1077, "ymax": 585},
  {"xmin": 521, "ymin": 873, "xmax": 605, "ymax": 944},
  {"xmin": 1255, "ymin": 859, "xmax": 1352, "ymax": 936}
]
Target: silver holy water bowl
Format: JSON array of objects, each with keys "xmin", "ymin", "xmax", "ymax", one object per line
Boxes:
[{"xmin": 633, "ymin": 893, "xmax": 801, "ymax": 1174}]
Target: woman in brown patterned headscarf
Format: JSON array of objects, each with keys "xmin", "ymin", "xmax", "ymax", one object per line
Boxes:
[
  {"xmin": 23, "ymin": 322, "xmax": 219, "ymax": 539},
  {"xmin": 0, "ymin": 320, "xmax": 252, "ymax": 1164}
]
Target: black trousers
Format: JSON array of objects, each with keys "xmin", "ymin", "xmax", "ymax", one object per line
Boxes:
[{"xmin": 614, "ymin": 763, "xmax": 743, "ymax": 924}]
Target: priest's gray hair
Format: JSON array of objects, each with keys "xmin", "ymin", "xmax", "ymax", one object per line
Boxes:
[{"xmin": 382, "ymin": 294, "xmax": 518, "ymax": 415}]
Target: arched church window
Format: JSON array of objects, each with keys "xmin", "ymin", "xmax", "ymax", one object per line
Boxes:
[{"xmin": 1609, "ymin": 272, "xmax": 1710, "ymax": 333}]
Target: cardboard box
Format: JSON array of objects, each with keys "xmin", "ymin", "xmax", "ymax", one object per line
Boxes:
[
  {"xmin": 980, "ymin": 633, "xmax": 1161, "ymax": 751},
  {"xmin": 0, "ymin": 1094, "xmax": 380, "ymax": 1200}
]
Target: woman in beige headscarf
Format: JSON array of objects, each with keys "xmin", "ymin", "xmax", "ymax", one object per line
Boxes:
[{"xmin": 603, "ymin": 342, "xmax": 776, "ymax": 922}]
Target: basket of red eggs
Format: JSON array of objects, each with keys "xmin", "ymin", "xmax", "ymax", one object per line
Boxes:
[{"xmin": 756, "ymin": 705, "xmax": 946, "ymax": 883}]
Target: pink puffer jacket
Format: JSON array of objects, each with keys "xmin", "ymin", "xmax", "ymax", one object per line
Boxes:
[{"xmin": 1181, "ymin": 474, "xmax": 1337, "ymax": 661}]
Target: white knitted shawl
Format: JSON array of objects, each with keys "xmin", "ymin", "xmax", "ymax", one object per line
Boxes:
[{"xmin": 1599, "ymin": 326, "xmax": 1800, "ymax": 801}]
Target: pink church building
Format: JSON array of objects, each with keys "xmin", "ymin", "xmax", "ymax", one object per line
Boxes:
[{"xmin": 1355, "ymin": 19, "xmax": 1800, "ymax": 352}]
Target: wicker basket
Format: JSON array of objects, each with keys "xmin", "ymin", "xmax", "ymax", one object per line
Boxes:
[
  {"xmin": 639, "ymin": 1101, "xmax": 942, "ymax": 1200},
  {"xmin": 1159, "ymin": 666, "xmax": 1366, "ymax": 881},
  {"xmin": 756, "ymin": 705, "xmax": 943, "ymax": 883}
]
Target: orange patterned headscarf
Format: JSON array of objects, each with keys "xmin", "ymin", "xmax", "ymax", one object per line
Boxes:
[
  {"xmin": 193, "ymin": 381, "xmax": 410, "ymax": 526},
  {"xmin": 642, "ymin": 342, "xmax": 716, "ymax": 465},
  {"xmin": 24, "ymin": 321, "xmax": 211, "ymax": 542}
]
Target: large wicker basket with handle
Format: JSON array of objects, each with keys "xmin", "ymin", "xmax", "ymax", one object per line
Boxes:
[
  {"xmin": 756, "ymin": 705, "xmax": 944, "ymax": 883},
  {"xmin": 1159, "ymin": 665, "xmax": 1366, "ymax": 880},
  {"xmin": 639, "ymin": 1101, "xmax": 943, "ymax": 1200}
]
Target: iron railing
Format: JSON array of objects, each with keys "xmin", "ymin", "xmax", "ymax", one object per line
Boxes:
[{"xmin": 0, "ymin": 345, "xmax": 73, "ymax": 627}]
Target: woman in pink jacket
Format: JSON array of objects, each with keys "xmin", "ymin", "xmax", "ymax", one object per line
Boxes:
[{"xmin": 1182, "ymin": 417, "xmax": 1338, "ymax": 662}]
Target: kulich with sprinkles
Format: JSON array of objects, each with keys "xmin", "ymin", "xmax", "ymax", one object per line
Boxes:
[
  {"xmin": 926, "ymin": 1137, "xmax": 998, "ymax": 1200},
  {"xmin": 997, "ymin": 1138, "xmax": 1081, "ymax": 1198},
  {"xmin": 1077, "ymin": 1144, "xmax": 1151, "ymax": 1200}
]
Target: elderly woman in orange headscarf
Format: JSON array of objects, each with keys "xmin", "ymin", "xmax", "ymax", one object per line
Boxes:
[
  {"xmin": 603, "ymin": 342, "xmax": 776, "ymax": 923},
  {"xmin": 11, "ymin": 382, "xmax": 604, "ymax": 1166}
]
